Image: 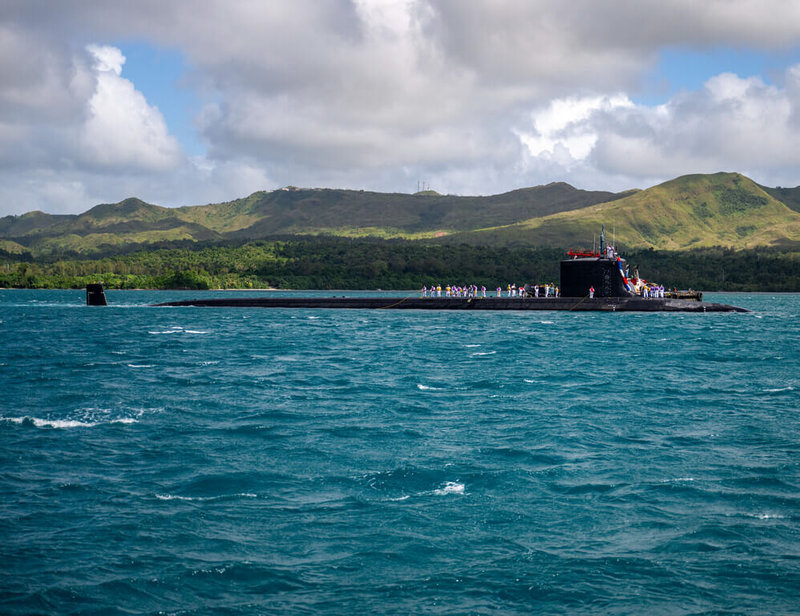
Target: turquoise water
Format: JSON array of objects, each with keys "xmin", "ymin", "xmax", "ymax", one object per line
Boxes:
[{"xmin": 1, "ymin": 290, "xmax": 799, "ymax": 615}]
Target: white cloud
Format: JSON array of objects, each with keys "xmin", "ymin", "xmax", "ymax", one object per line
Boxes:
[
  {"xmin": 87, "ymin": 44, "xmax": 124, "ymax": 75},
  {"xmin": 80, "ymin": 45, "xmax": 182, "ymax": 171},
  {"xmin": 588, "ymin": 69, "xmax": 800, "ymax": 185},
  {"xmin": 520, "ymin": 95, "xmax": 634, "ymax": 165},
  {"xmin": 0, "ymin": 37, "xmax": 189, "ymax": 213},
  {"xmin": 3, "ymin": 1, "xmax": 800, "ymax": 215},
  {"xmin": 0, "ymin": 23, "xmax": 94, "ymax": 124},
  {"xmin": 491, "ymin": 66, "xmax": 800, "ymax": 192}
]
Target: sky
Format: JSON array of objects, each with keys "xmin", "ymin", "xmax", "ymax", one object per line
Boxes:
[{"xmin": 3, "ymin": 0, "xmax": 800, "ymax": 216}]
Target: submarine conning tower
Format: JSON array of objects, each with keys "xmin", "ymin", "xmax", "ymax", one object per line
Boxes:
[
  {"xmin": 560, "ymin": 256, "xmax": 632, "ymax": 298},
  {"xmin": 560, "ymin": 237, "xmax": 633, "ymax": 299},
  {"xmin": 560, "ymin": 225, "xmax": 633, "ymax": 298}
]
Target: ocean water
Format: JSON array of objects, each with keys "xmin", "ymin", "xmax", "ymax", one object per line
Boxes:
[{"xmin": 1, "ymin": 290, "xmax": 799, "ymax": 615}]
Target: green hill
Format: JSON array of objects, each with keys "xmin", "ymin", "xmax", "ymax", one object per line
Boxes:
[
  {"xmin": 0, "ymin": 198, "xmax": 222, "ymax": 255},
  {"xmin": 0, "ymin": 210, "xmax": 75, "ymax": 237},
  {"xmin": 2, "ymin": 173, "xmax": 800, "ymax": 256},
  {"xmin": 0, "ymin": 183, "xmax": 620, "ymax": 255},
  {"xmin": 174, "ymin": 182, "xmax": 622, "ymax": 239},
  {"xmin": 454, "ymin": 173, "xmax": 800, "ymax": 249}
]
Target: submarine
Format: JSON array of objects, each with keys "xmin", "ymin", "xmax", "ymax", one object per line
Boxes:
[
  {"xmin": 152, "ymin": 295, "xmax": 745, "ymax": 312},
  {"xmin": 88, "ymin": 229, "xmax": 748, "ymax": 312}
]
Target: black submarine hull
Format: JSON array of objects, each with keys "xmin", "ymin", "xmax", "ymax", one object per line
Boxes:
[{"xmin": 154, "ymin": 296, "xmax": 747, "ymax": 312}]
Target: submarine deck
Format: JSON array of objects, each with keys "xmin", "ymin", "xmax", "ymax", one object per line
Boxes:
[{"xmin": 155, "ymin": 296, "xmax": 747, "ymax": 312}]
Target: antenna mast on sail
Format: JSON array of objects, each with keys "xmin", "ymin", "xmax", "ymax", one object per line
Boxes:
[{"xmin": 600, "ymin": 225, "xmax": 606, "ymax": 256}]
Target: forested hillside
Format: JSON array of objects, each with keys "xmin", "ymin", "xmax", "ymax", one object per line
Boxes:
[{"xmin": 2, "ymin": 239, "xmax": 798, "ymax": 292}]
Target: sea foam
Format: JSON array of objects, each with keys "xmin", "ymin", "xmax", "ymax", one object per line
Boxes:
[{"xmin": 1, "ymin": 416, "xmax": 138, "ymax": 429}]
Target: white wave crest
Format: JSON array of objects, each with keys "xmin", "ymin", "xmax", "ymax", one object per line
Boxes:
[
  {"xmin": 148, "ymin": 326, "xmax": 208, "ymax": 335},
  {"xmin": 750, "ymin": 512, "xmax": 786, "ymax": 520},
  {"xmin": 417, "ymin": 384, "xmax": 443, "ymax": 391},
  {"xmin": 434, "ymin": 481, "xmax": 465, "ymax": 496},
  {"xmin": 156, "ymin": 493, "xmax": 258, "ymax": 502},
  {"xmin": 1, "ymin": 416, "xmax": 138, "ymax": 429}
]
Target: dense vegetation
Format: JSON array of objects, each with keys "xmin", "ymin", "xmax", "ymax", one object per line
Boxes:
[
  {"xmin": 1, "ymin": 239, "xmax": 798, "ymax": 292},
  {"xmin": 624, "ymin": 246, "xmax": 800, "ymax": 292}
]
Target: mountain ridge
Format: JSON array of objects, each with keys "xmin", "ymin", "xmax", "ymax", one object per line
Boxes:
[
  {"xmin": 448, "ymin": 173, "xmax": 800, "ymax": 249},
  {"xmin": 2, "ymin": 173, "xmax": 800, "ymax": 255},
  {"xmin": 0, "ymin": 182, "xmax": 622, "ymax": 254}
]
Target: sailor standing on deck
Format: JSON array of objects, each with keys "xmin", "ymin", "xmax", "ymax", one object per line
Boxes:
[{"xmin": 589, "ymin": 286, "xmax": 595, "ymax": 298}]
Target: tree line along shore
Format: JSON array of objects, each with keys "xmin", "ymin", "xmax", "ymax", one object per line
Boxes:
[{"xmin": 1, "ymin": 239, "xmax": 799, "ymax": 292}]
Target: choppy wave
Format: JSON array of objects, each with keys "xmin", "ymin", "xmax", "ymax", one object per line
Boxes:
[
  {"xmin": 747, "ymin": 512, "xmax": 787, "ymax": 520},
  {"xmin": 148, "ymin": 326, "xmax": 209, "ymax": 335},
  {"xmin": 1, "ymin": 406, "xmax": 144, "ymax": 429},
  {"xmin": 2, "ymin": 291, "xmax": 800, "ymax": 615},
  {"xmin": 432, "ymin": 481, "xmax": 465, "ymax": 496},
  {"xmin": 1, "ymin": 415, "xmax": 138, "ymax": 429},
  {"xmin": 155, "ymin": 493, "xmax": 258, "ymax": 502}
]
